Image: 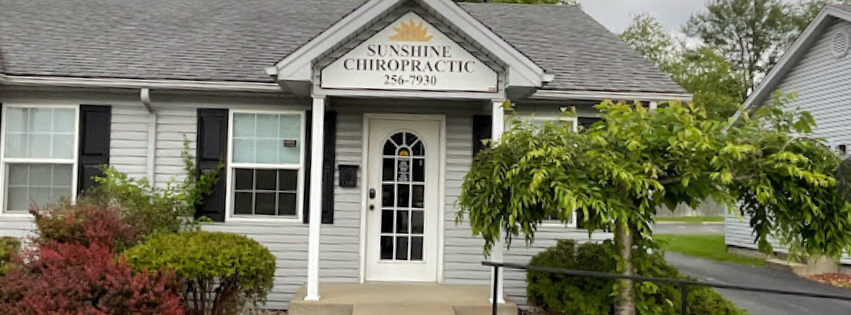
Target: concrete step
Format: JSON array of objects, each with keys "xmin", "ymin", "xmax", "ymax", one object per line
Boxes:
[
  {"xmin": 352, "ymin": 304, "xmax": 454, "ymax": 315},
  {"xmin": 290, "ymin": 283, "xmax": 518, "ymax": 315}
]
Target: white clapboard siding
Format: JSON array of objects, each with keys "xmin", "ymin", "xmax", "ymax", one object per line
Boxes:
[{"xmin": 728, "ymin": 18, "xmax": 851, "ymax": 264}]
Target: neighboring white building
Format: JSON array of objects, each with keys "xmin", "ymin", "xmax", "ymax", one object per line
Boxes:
[
  {"xmin": 0, "ymin": 0, "xmax": 688, "ymax": 311},
  {"xmin": 729, "ymin": 4, "xmax": 851, "ymax": 265}
]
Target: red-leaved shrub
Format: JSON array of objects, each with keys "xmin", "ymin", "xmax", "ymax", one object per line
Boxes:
[
  {"xmin": 30, "ymin": 203, "xmax": 142, "ymax": 251},
  {"xmin": 0, "ymin": 242, "xmax": 185, "ymax": 315}
]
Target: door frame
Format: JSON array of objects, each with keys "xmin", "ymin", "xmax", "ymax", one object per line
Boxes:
[{"xmin": 358, "ymin": 113, "xmax": 446, "ymax": 283}]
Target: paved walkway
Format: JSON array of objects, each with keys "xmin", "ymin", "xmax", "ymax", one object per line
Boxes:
[{"xmin": 665, "ymin": 252, "xmax": 851, "ymax": 315}]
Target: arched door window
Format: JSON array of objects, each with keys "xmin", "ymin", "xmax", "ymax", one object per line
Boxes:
[{"xmin": 379, "ymin": 131, "xmax": 426, "ymax": 261}]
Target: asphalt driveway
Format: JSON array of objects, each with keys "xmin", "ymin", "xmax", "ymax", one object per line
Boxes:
[{"xmin": 665, "ymin": 252, "xmax": 851, "ymax": 315}]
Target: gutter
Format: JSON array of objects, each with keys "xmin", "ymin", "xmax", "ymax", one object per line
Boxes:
[
  {"xmin": 530, "ymin": 90, "xmax": 693, "ymax": 102},
  {"xmin": 141, "ymin": 88, "xmax": 158, "ymax": 182},
  {"xmin": 0, "ymin": 74, "xmax": 284, "ymax": 93}
]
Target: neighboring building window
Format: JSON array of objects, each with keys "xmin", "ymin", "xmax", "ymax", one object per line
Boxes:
[
  {"xmin": 229, "ymin": 111, "xmax": 303, "ymax": 218},
  {"xmin": 2, "ymin": 106, "xmax": 77, "ymax": 213}
]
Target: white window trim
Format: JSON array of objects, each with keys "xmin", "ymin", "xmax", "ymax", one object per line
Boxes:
[
  {"xmin": 224, "ymin": 109, "xmax": 306, "ymax": 223},
  {"xmin": 520, "ymin": 114, "xmax": 579, "ymax": 228},
  {"xmin": 0, "ymin": 104, "xmax": 80, "ymax": 216}
]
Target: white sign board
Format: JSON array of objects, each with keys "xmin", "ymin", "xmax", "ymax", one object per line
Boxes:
[{"xmin": 321, "ymin": 12, "xmax": 499, "ymax": 93}]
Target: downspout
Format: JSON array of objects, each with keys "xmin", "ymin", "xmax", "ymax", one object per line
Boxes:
[{"xmin": 140, "ymin": 88, "xmax": 157, "ymax": 183}]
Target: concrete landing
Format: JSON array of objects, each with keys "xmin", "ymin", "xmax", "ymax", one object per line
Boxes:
[{"xmin": 289, "ymin": 283, "xmax": 517, "ymax": 315}]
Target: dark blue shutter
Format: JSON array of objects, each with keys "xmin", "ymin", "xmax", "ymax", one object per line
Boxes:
[
  {"xmin": 195, "ymin": 109, "xmax": 228, "ymax": 222},
  {"xmin": 303, "ymin": 110, "xmax": 336, "ymax": 224},
  {"xmin": 77, "ymin": 105, "xmax": 111, "ymax": 194},
  {"xmin": 472, "ymin": 115, "xmax": 492, "ymax": 156}
]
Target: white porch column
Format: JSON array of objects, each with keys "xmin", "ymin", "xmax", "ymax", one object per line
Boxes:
[
  {"xmin": 305, "ymin": 96, "xmax": 326, "ymax": 301},
  {"xmin": 649, "ymin": 101, "xmax": 658, "ymax": 111},
  {"xmin": 489, "ymin": 100, "xmax": 506, "ymax": 304}
]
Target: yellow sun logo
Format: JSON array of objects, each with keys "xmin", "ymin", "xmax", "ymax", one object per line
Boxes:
[{"xmin": 389, "ymin": 19, "xmax": 433, "ymax": 42}]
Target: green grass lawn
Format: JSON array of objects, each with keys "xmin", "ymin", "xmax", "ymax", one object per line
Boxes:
[
  {"xmin": 656, "ymin": 216, "xmax": 724, "ymax": 224},
  {"xmin": 655, "ymin": 234, "xmax": 765, "ymax": 267}
]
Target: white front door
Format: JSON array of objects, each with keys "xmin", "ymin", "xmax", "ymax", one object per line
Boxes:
[{"xmin": 365, "ymin": 116, "xmax": 441, "ymax": 282}]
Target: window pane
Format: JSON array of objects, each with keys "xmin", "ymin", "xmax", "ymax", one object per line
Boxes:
[
  {"xmin": 5, "ymin": 108, "xmax": 76, "ymax": 159},
  {"xmin": 256, "ymin": 114, "xmax": 278, "ymax": 137},
  {"xmin": 31, "ymin": 108, "xmax": 51, "ymax": 133},
  {"xmin": 5, "ymin": 108, "xmax": 25, "ymax": 134},
  {"xmin": 53, "ymin": 109, "xmax": 76, "ymax": 134},
  {"xmin": 278, "ymin": 170, "xmax": 298, "ymax": 191},
  {"xmin": 277, "ymin": 193, "xmax": 297, "ymax": 216},
  {"xmin": 6, "ymin": 187, "xmax": 28, "ymax": 212},
  {"xmin": 255, "ymin": 193, "xmax": 276, "ymax": 215},
  {"xmin": 232, "ymin": 113, "xmax": 302, "ymax": 165},
  {"xmin": 234, "ymin": 169, "xmax": 254, "ymax": 190},
  {"xmin": 411, "ymin": 211, "xmax": 424, "ymax": 234},
  {"xmin": 255, "ymin": 169, "xmax": 277, "ymax": 191},
  {"xmin": 233, "ymin": 113, "xmax": 255, "ymax": 138},
  {"xmin": 5, "ymin": 164, "xmax": 72, "ymax": 212},
  {"xmin": 233, "ymin": 139, "xmax": 255, "ymax": 163},
  {"xmin": 51, "ymin": 134, "xmax": 74, "ymax": 159},
  {"xmin": 255, "ymin": 139, "xmax": 278, "ymax": 164},
  {"xmin": 4, "ymin": 133, "xmax": 24, "ymax": 158},
  {"xmin": 27, "ymin": 134, "xmax": 50, "ymax": 159},
  {"xmin": 234, "ymin": 192, "xmax": 253, "ymax": 215},
  {"xmin": 28, "ymin": 164, "xmax": 51, "ymax": 187}
]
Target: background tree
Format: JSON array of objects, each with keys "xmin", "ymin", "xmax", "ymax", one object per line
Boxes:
[
  {"xmin": 453, "ymin": 0, "xmax": 576, "ymax": 4},
  {"xmin": 457, "ymin": 97, "xmax": 851, "ymax": 315},
  {"xmin": 620, "ymin": 14, "xmax": 746, "ymax": 119}
]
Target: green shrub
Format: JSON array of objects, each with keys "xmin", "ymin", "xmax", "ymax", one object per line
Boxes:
[
  {"xmin": 0, "ymin": 237, "xmax": 19, "ymax": 275},
  {"xmin": 124, "ymin": 231, "xmax": 276, "ymax": 315},
  {"xmin": 81, "ymin": 142, "xmax": 221, "ymax": 239},
  {"xmin": 527, "ymin": 240, "xmax": 746, "ymax": 315}
]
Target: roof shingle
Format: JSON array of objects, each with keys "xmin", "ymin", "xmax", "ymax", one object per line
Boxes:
[{"xmin": 0, "ymin": 0, "xmax": 685, "ymax": 94}]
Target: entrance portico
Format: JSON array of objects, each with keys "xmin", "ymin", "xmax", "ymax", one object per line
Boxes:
[{"xmin": 268, "ymin": 0, "xmax": 551, "ymax": 305}]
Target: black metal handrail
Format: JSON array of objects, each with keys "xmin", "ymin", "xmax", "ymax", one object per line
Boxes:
[{"xmin": 483, "ymin": 261, "xmax": 851, "ymax": 315}]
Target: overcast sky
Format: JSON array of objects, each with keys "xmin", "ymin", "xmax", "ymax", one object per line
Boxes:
[{"xmin": 577, "ymin": 0, "xmax": 709, "ymax": 34}]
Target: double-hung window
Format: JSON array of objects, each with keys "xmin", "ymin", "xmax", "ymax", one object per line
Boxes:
[
  {"xmin": 229, "ymin": 111, "xmax": 304, "ymax": 219},
  {"xmin": 2, "ymin": 106, "xmax": 78, "ymax": 213}
]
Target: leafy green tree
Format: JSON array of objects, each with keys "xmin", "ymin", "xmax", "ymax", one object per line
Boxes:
[
  {"xmin": 457, "ymin": 96, "xmax": 850, "ymax": 314},
  {"xmin": 620, "ymin": 14, "xmax": 745, "ymax": 119},
  {"xmin": 683, "ymin": 0, "xmax": 845, "ymax": 97}
]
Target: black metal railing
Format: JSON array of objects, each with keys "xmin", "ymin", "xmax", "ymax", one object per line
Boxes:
[{"xmin": 483, "ymin": 261, "xmax": 851, "ymax": 315}]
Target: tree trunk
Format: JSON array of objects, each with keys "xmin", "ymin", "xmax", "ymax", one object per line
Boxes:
[{"xmin": 614, "ymin": 219, "xmax": 635, "ymax": 315}]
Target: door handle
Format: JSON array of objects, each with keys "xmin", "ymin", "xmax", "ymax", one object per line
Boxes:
[{"xmin": 369, "ymin": 188, "xmax": 376, "ymax": 199}]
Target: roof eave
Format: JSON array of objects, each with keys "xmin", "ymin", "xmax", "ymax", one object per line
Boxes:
[
  {"xmin": 530, "ymin": 89, "xmax": 693, "ymax": 102},
  {"xmin": 0, "ymin": 73, "xmax": 286, "ymax": 93}
]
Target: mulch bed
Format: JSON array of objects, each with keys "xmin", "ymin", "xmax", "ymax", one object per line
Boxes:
[{"xmin": 806, "ymin": 273, "xmax": 851, "ymax": 289}]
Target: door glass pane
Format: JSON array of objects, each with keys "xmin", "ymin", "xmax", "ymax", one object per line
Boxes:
[
  {"xmin": 396, "ymin": 184, "xmax": 409, "ymax": 207},
  {"xmin": 412, "ymin": 159, "xmax": 424, "ymax": 182},
  {"xmin": 411, "ymin": 237, "xmax": 423, "ymax": 261},
  {"xmin": 381, "ymin": 210, "xmax": 394, "ymax": 234},
  {"xmin": 396, "ymin": 210, "xmax": 409, "ymax": 234},
  {"xmin": 411, "ymin": 211, "xmax": 424, "ymax": 235},
  {"xmin": 382, "ymin": 158, "xmax": 394, "ymax": 181},
  {"xmin": 380, "ymin": 236, "xmax": 394, "ymax": 260},
  {"xmin": 396, "ymin": 159, "xmax": 410, "ymax": 182},
  {"xmin": 412, "ymin": 185, "xmax": 424, "ymax": 209},
  {"xmin": 395, "ymin": 236, "xmax": 409, "ymax": 260},
  {"xmin": 382, "ymin": 184, "xmax": 394, "ymax": 207}
]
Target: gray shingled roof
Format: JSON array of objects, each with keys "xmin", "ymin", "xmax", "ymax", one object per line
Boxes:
[{"xmin": 0, "ymin": 0, "xmax": 685, "ymax": 94}]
